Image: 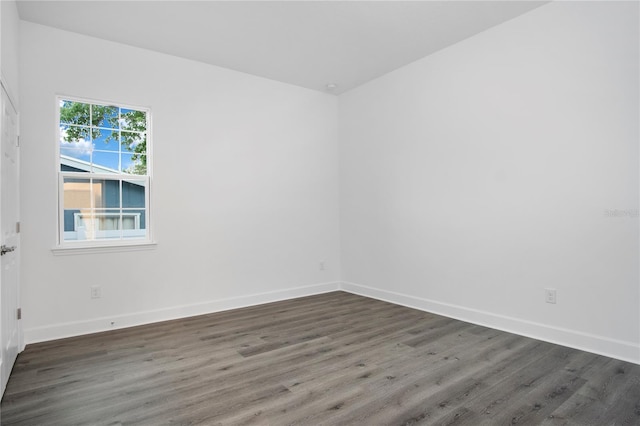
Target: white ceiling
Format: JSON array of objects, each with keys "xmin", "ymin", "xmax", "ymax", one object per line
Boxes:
[{"xmin": 16, "ymin": 1, "xmax": 547, "ymax": 94}]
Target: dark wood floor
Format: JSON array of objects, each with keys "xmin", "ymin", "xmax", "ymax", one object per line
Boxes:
[{"xmin": 2, "ymin": 291, "xmax": 639, "ymax": 425}]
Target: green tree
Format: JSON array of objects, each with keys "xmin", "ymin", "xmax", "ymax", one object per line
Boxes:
[{"xmin": 60, "ymin": 100, "xmax": 147, "ymax": 175}]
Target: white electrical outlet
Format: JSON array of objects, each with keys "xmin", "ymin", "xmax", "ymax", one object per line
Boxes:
[
  {"xmin": 90, "ymin": 285, "xmax": 102, "ymax": 299},
  {"xmin": 319, "ymin": 261, "xmax": 326, "ymax": 271},
  {"xmin": 545, "ymin": 288, "xmax": 557, "ymax": 304}
]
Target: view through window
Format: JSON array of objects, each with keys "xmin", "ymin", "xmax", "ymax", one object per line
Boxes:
[{"xmin": 58, "ymin": 98, "xmax": 151, "ymax": 245}]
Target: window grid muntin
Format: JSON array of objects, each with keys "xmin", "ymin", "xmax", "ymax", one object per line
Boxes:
[
  {"xmin": 59, "ymin": 100, "xmax": 148, "ymax": 175},
  {"xmin": 59, "ymin": 172, "xmax": 149, "ymax": 243},
  {"xmin": 57, "ymin": 95, "xmax": 152, "ymax": 248}
]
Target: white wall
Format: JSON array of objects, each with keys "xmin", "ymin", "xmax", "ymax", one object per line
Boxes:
[
  {"xmin": 19, "ymin": 22, "xmax": 341, "ymax": 342},
  {"xmin": 17, "ymin": 2, "xmax": 640, "ymax": 364},
  {"xmin": 1, "ymin": 0, "xmax": 19, "ymax": 103},
  {"xmin": 339, "ymin": 2, "xmax": 639, "ymax": 363}
]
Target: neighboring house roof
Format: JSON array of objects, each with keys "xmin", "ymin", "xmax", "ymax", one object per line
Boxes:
[
  {"xmin": 60, "ymin": 154, "xmax": 121, "ymax": 174},
  {"xmin": 60, "ymin": 155, "xmax": 145, "ymax": 188}
]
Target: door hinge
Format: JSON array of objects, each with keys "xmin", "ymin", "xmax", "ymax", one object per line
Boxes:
[
  {"xmin": 17, "ymin": 308, "xmax": 21, "ymax": 320},
  {"xmin": 16, "ymin": 221, "xmax": 20, "ymax": 233}
]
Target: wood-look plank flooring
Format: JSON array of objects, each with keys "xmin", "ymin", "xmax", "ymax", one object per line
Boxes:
[{"xmin": 2, "ymin": 291, "xmax": 639, "ymax": 425}]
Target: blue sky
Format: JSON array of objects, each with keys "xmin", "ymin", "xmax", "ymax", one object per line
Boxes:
[
  {"xmin": 59, "ymin": 101, "xmax": 146, "ymax": 173},
  {"xmin": 59, "ymin": 128, "xmax": 141, "ymax": 172}
]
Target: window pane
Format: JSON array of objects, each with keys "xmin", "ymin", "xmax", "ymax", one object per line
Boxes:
[
  {"xmin": 60, "ymin": 125, "xmax": 92, "ymax": 171},
  {"xmin": 93, "ymin": 105, "xmax": 118, "ymax": 129},
  {"xmin": 121, "ymin": 131, "xmax": 146, "ymax": 154},
  {"xmin": 123, "ymin": 209, "xmax": 145, "ymax": 239},
  {"xmin": 63, "ymin": 178, "xmax": 91, "ymax": 210},
  {"xmin": 120, "ymin": 108, "xmax": 147, "ymax": 132},
  {"xmin": 100, "ymin": 209, "xmax": 122, "ymax": 232},
  {"xmin": 60, "ymin": 124, "xmax": 92, "ymax": 145},
  {"xmin": 122, "ymin": 179, "xmax": 146, "ymax": 208},
  {"xmin": 60, "ymin": 149, "xmax": 91, "ymax": 170},
  {"xmin": 93, "ymin": 151, "xmax": 120, "ymax": 172},
  {"xmin": 91, "ymin": 180, "xmax": 103, "ymax": 210},
  {"xmin": 63, "ymin": 177, "xmax": 91, "ymax": 240},
  {"xmin": 60, "ymin": 100, "xmax": 90, "ymax": 126},
  {"xmin": 92, "ymin": 129, "xmax": 119, "ymax": 152},
  {"xmin": 93, "ymin": 179, "xmax": 120, "ymax": 209},
  {"xmin": 121, "ymin": 153, "xmax": 147, "ymax": 175}
]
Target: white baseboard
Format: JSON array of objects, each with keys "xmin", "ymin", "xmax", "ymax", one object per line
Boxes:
[
  {"xmin": 340, "ymin": 281, "xmax": 640, "ymax": 365},
  {"xmin": 24, "ymin": 281, "xmax": 341, "ymax": 344},
  {"xmin": 24, "ymin": 280, "xmax": 640, "ymax": 365}
]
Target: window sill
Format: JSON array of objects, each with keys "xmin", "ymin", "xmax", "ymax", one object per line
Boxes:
[{"xmin": 52, "ymin": 241, "xmax": 157, "ymax": 256}]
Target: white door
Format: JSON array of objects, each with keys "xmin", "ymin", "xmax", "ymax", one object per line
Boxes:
[{"xmin": 0, "ymin": 83, "xmax": 20, "ymax": 397}]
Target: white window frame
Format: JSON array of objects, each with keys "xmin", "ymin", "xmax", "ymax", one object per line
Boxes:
[{"xmin": 54, "ymin": 96, "xmax": 154, "ymax": 254}]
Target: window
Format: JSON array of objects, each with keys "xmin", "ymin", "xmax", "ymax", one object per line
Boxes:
[{"xmin": 57, "ymin": 97, "xmax": 151, "ymax": 248}]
